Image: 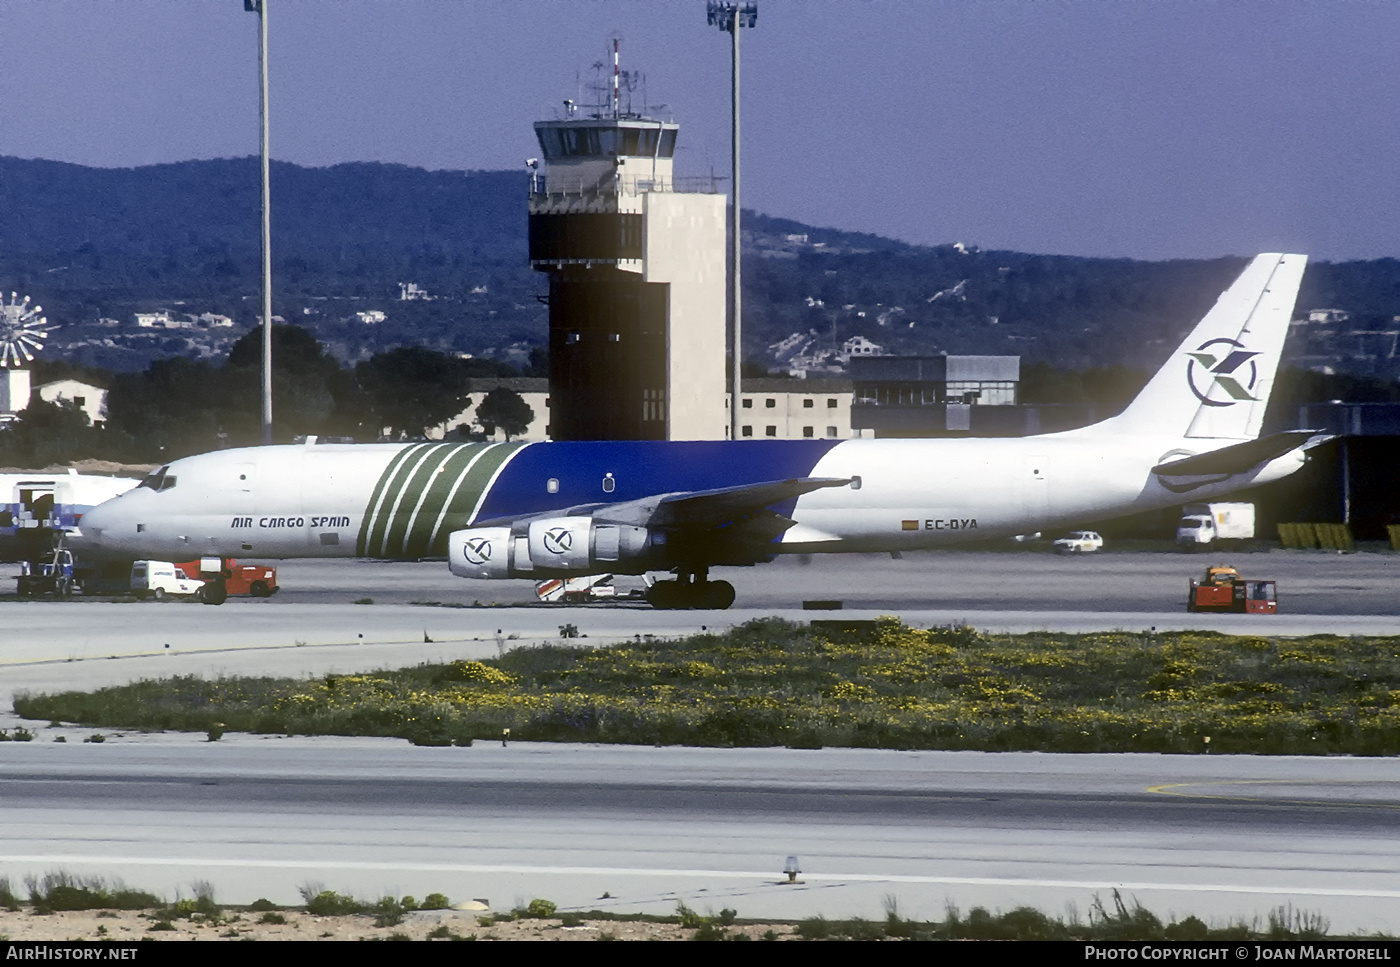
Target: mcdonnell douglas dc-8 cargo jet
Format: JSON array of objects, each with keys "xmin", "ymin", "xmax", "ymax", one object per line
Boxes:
[{"xmin": 77, "ymin": 254, "xmax": 1316, "ymax": 608}]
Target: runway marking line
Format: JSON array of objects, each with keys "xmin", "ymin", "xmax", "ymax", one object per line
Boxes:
[
  {"xmin": 3, "ymin": 853, "xmax": 1398, "ymax": 900},
  {"xmin": 1148, "ymin": 779, "xmax": 1400, "ymax": 809}
]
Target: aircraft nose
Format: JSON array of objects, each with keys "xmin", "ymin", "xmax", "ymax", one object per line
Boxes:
[{"xmin": 72, "ymin": 499, "xmax": 125, "ymax": 552}]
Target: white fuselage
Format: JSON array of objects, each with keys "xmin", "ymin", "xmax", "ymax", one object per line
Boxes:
[{"xmin": 74, "ymin": 432, "xmax": 1302, "ymax": 564}]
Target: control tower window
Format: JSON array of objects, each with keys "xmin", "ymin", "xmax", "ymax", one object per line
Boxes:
[{"xmin": 536, "ymin": 125, "xmax": 677, "ymax": 161}]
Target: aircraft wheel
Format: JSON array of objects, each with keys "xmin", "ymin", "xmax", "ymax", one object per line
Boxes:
[
  {"xmin": 152, "ymin": 588, "xmax": 166, "ymax": 602},
  {"xmin": 646, "ymin": 581, "xmax": 681, "ymax": 610},
  {"xmin": 700, "ymin": 580, "xmax": 735, "ymax": 610}
]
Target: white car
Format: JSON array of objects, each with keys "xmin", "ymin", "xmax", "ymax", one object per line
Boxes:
[{"xmin": 1053, "ymin": 531, "xmax": 1104, "ymax": 554}]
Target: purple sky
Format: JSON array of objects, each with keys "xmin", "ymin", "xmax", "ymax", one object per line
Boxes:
[{"xmin": 1, "ymin": 1, "xmax": 1396, "ymax": 262}]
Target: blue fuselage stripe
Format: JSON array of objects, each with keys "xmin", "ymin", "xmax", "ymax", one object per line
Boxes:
[{"xmin": 471, "ymin": 440, "xmax": 843, "ymax": 523}]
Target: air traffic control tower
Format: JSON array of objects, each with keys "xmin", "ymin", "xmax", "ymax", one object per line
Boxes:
[{"xmin": 529, "ymin": 62, "xmax": 727, "ymax": 440}]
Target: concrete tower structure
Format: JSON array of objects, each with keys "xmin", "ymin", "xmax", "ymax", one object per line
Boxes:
[{"xmin": 529, "ymin": 52, "xmax": 727, "ymax": 441}]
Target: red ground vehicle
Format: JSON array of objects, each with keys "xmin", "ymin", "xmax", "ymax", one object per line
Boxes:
[
  {"xmin": 175, "ymin": 559, "xmax": 278, "ymax": 599},
  {"xmin": 1187, "ymin": 565, "xmax": 1276, "ymax": 614}
]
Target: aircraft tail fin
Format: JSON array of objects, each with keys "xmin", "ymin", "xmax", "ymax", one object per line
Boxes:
[{"xmin": 1084, "ymin": 253, "xmax": 1307, "ymax": 442}]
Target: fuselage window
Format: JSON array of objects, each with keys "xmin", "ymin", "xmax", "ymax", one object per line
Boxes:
[
  {"xmin": 602, "ymin": 473, "xmax": 616, "ymax": 493},
  {"xmin": 547, "ymin": 477, "xmax": 560, "ymax": 494}
]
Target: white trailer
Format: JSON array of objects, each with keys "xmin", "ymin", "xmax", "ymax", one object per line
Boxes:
[{"xmin": 1176, "ymin": 502, "xmax": 1255, "ymax": 548}]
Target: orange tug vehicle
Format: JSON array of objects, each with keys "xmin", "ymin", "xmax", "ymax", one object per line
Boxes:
[
  {"xmin": 175, "ymin": 559, "xmax": 278, "ymax": 603},
  {"xmin": 1187, "ymin": 565, "xmax": 1276, "ymax": 614}
]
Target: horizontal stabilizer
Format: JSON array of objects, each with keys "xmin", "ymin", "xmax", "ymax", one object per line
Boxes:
[{"xmin": 1152, "ymin": 430, "xmax": 1326, "ymax": 477}]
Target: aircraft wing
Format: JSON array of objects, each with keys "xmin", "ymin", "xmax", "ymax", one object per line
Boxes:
[
  {"xmin": 1152, "ymin": 430, "xmax": 1328, "ymax": 477},
  {"xmin": 478, "ymin": 476, "xmax": 852, "ymax": 530},
  {"xmin": 644, "ymin": 477, "xmax": 853, "ymax": 526}
]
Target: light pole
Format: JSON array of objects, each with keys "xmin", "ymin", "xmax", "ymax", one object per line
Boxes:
[
  {"xmin": 246, "ymin": 0, "xmax": 273, "ymax": 444},
  {"xmin": 707, "ymin": 2, "xmax": 756, "ymax": 442}
]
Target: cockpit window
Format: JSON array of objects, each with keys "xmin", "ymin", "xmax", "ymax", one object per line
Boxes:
[{"xmin": 138, "ymin": 466, "xmax": 174, "ymax": 492}]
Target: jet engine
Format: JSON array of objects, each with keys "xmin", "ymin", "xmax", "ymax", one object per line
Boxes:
[{"xmin": 448, "ymin": 517, "xmax": 654, "ymax": 579}]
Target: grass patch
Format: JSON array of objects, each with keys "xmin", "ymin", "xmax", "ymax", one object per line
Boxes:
[
  {"xmin": 17, "ymin": 618, "xmax": 1400, "ymax": 754},
  {"xmin": 0, "ymin": 877, "xmax": 1385, "ymax": 941},
  {"xmin": 26, "ymin": 872, "xmax": 159, "ymax": 913}
]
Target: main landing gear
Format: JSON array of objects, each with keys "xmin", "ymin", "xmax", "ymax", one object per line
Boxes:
[
  {"xmin": 645, "ymin": 569, "xmax": 735, "ymax": 610},
  {"xmin": 196, "ymin": 557, "xmax": 229, "ymax": 606},
  {"xmin": 197, "ymin": 579, "xmax": 227, "ymax": 606}
]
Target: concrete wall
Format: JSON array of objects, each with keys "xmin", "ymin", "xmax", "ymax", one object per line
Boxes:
[
  {"xmin": 730, "ymin": 378, "xmax": 858, "ymax": 440},
  {"xmin": 0, "ymin": 369, "xmax": 30, "ymax": 415},
  {"xmin": 643, "ymin": 192, "xmax": 727, "ymax": 441}
]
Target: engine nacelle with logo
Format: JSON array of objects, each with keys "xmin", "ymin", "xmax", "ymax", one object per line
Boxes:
[{"xmin": 448, "ymin": 517, "xmax": 654, "ymax": 579}]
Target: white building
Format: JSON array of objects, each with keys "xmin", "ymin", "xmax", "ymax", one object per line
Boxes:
[
  {"xmin": 727, "ymin": 377, "xmax": 860, "ymax": 440},
  {"xmin": 0, "ymin": 372, "xmax": 107, "ymax": 427},
  {"xmin": 133, "ymin": 311, "xmax": 191, "ymax": 329},
  {"xmin": 841, "ymin": 336, "xmax": 885, "ymax": 360},
  {"xmin": 37, "ymin": 378, "xmax": 108, "ymax": 426},
  {"xmin": 426, "ymin": 377, "xmax": 862, "ymax": 444}
]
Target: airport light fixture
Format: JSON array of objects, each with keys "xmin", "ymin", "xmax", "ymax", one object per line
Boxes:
[
  {"xmin": 246, "ymin": 0, "xmax": 274, "ymax": 444},
  {"xmin": 707, "ymin": 2, "xmax": 757, "ymax": 442}
]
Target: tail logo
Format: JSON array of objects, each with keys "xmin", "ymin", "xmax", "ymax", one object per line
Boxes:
[
  {"xmin": 462, "ymin": 537, "xmax": 492, "ymax": 565},
  {"xmin": 1186, "ymin": 338, "xmax": 1261, "ymax": 407}
]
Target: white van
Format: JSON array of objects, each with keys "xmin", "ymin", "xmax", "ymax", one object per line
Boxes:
[{"xmin": 130, "ymin": 561, "xmax": 206, "ymax": 601}]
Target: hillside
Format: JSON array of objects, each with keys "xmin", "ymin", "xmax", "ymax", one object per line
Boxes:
[{"xmin": 1, "ymin": 156, "xmax": 1398, "ymax": 377}]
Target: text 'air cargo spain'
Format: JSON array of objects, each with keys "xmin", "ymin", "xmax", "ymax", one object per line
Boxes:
[{"xmin": 76, "ymin": 254, "xmax": 1317, "ymax": 609}]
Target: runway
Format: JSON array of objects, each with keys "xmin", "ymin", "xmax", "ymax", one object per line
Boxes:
[
  {"xmin": 1, "ymin": 739, "xmax": 1398, "ymax": 933},
  {"xmin": 2, "ymin": 549, "xmax": 1398, "ymax": 930}
]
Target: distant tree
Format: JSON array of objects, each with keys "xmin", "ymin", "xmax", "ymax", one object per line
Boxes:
[
  {"xmin": 0, "ymin": 398, "xmax": 105, "ymax": 468},
  {"xmin": 223, "ymin": 324, "xmax": 342, "ymax": 444},
  {"xmin": 355, "ymin": 346, "xmax": 473, "ymax": 438},
  {"xmin": 475, "ymin": 387, "xmax": 534, "ymax": 442},
  {"xmin": 105, "ymin": 357, "xmax": 224, "ymax": 460}
]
